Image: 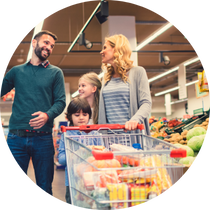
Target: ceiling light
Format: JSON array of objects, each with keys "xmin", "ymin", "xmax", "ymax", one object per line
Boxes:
[
  {"xmin": 98, "ymin": 72, "xmax": 104, "ymax": 79},
  {"xmin": 72, "ymin": 90, "xmax": 79, "ymax": 98},
  {"xmin": 148, "ymin": 67, "xmax": 179, "ymax": 83},
  {"xmin": 155, "ymin": 80, "xmax": 199, "ymax": 96},
  {"xmin": 27, "ymin": 20, "xmax": 44, "ymax": 61},
  {"xmin": 67, "ymin": 1, "xmax": 101, "ymax": 52},
  {"xmin": 155, "ymin": 86, "xmax": 180, "ymax": 96},
  {"xmin": 159, "ymin": 52, "xmax": 170, "ymax": 65},
  {"xmin": 135, "ymin": 22, "xmax": 173, "ymax": 51},
  {"xmin": 149, "ymin": 56, "xmax": 200, "ymax": 83},
  {"xmin": 79, "ymin": 33, "xmax": 93, "ymax": 49},
  {"xmin": 95, "ymin": 1, "xmax": 109, "ymax": 24},
  {"xmin": 185, "ymin": 80, "xmax": 199, "ymax": 86},
  {"xmin": 184, "ymin": 57, "xmax": 200, "ymax": 66}
]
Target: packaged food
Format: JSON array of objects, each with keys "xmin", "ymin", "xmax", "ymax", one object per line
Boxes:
[
  {"xmin": 111, "ymin": 144, "xmax": 143, "ymax": 167},
  {"xmin": 119, "ymin": 167, "xmax": 157, "ymax": 179},
  {"xmin": 106, "ymin": 183, "xmax": 129, "ymax": 209},
  {"xmin": 83, "ymin": 172, "xmax": 95, "ymax": 191},
  {"xmin": 87, "ymin": 145, "xmax": 106, "ymax": 151},
  {"xmin": 128, "ymin": 183, "xmax": 150, "ymax": 206},
  {"xmin": 202, "ymin": 70, "xmax": 210, "ymax": 91},
  {"xmin": 91, "ymin": 188, "xmax": 110, "ymax": 209},
  {"xmin": 198, "ymin": 70, "xmax": 209, "ymax": 92},
  {"xmin": 83, "ymin": 171, "xmax": 119, "ymax": 191},
  {"xmin": 147, "ymin": 180, "xmax": 159, "ymax": 199}
]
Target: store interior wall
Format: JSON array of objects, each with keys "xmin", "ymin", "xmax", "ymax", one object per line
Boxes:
[
  {"xmin": 187, "ymin": 85, "xmax": 210, "ymax": 115},
  {"xmin": 151, "ymin": 85, "xmax": 210, "ymax": 119}
]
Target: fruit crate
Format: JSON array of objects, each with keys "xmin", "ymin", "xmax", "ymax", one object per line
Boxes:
[
  {"xmin": 165, "ymin": 112, "xmax": 209, "ymax": 135},
  {"xmin": 181, "ymin": 113, "xmax": 209, "ymax": 132},
  {"xmin": 165, "ymin": 116, "xmax": 199, "ymax": 135}
]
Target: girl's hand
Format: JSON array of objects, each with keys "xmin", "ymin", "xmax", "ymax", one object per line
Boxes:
[{"xmin": 125, "ymin": 120, "xmax": 138, "ymax": 131}]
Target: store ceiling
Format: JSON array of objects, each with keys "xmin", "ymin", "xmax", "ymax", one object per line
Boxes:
[{"xmin": 5, "ymin": 0, "xmax": 202, "ymax": 99}]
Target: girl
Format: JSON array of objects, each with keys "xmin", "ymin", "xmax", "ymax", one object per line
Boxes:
[
  {"xmin": 58, "ymin": 97, "xmax": 102, "ymax": 204},
  {"xmin": 99, "ymin": 34, "xmax": 152, "ymax": 135},
  {"xmin": 78, "ymin": 72, "xmax": 101, "ymax": 124}
]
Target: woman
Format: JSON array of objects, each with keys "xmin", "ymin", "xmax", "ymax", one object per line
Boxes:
[{"xmin": 98, "ymin": 34, "xmax": 152, "ymax": 135}]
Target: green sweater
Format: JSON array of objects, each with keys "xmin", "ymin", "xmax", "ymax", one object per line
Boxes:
[{"xmin": 1, "ymin": 62, "xmax": 66, "ymax": 132}]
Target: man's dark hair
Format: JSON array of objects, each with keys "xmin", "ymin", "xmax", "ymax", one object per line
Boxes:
[{"xmin": 33, "ymin": 30, "xmax": 58, "ymax": 41}]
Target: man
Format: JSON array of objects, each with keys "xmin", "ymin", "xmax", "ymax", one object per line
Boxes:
[{"xmin": 1, "ymin": 30, "xmax": 66, "ymax": 195}]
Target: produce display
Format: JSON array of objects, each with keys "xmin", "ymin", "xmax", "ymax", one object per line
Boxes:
[
  {"xmin": 168, "ymin": 119, "xmax": 182, "ymax": 128},
  {"xmin": 165, "ymin": 117, "xmax": 209, "ymax": 166}
]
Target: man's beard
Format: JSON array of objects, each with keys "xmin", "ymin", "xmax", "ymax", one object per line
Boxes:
[{"xmin": 34, "ymin": 43, "xmax": 50, "ymax": 61}]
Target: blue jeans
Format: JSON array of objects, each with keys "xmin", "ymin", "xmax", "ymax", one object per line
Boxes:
[{"xmin": 7, "ymin": 132, "xmax": 55, "ymax": 195}]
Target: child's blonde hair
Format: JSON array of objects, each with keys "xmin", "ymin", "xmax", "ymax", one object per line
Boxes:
[
  {"xmin": 79, "ymin": 72, "xmax": 101, "ymax": 124},
  {"xmin": 102, "ymin": 34, "xmax": 134, "ymax": 83}
]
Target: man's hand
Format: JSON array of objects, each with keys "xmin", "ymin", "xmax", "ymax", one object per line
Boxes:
[
  {"xmin": 29, "ymin": 111, "xmax": 49, "ymax": 129},
  {"xmin": 125, "ymin": 120, "xmax": 138, "ymax": 131}
]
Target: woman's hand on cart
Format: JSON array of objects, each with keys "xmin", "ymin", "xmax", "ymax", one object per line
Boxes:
[{"xmin": 125, "ymin": 120, "xmax": 139, "ymax": 131}]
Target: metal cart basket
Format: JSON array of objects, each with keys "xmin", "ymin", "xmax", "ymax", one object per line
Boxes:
[{"xmin": 61, "ymin": 124, "xmax": 186, "ymax": 209}]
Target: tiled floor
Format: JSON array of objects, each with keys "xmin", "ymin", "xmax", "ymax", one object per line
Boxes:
[{"xmin": 27, "ymin": 160, "xmax": 66, "ymax": 203}]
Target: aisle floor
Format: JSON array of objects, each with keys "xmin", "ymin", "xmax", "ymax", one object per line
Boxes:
[{"xmin": 27, "ymin": 160, "xmax": 66, "ymax": 203}]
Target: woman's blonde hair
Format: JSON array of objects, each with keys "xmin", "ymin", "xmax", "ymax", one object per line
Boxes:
[
  {"xmin": 79, "ymin": 72, "xmax": 101, "ymax": 124},
  {"xmin": 102, "ymin": 34, "xmax": 134, "ymax": 83}
]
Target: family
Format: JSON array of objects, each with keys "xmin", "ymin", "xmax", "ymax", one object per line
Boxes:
[{"xmin": 1, "ymin": 30, "xmax": 152, "ymax": 202}]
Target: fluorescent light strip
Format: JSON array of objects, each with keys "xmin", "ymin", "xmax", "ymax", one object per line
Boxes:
[
  {"xmin": 135, "ymin": 22, "xmax": 173, "ymax": 51},
  {"xmin": 98, "ymin": 72, "xmax": 104, "ymax": 79},
  {"xmin": 27, "ymin": 20, "xmax": 44, "ymax": 61},
  {"xmin": 67, "ymin": 1, "xmax": 102, "ymax": 52},
  {"xmin": 155, "ymin": 80, "xmax": 199, "ymax": 96},
  {"xmin": 155, "ymin": 86, "xmax": 180, "ymax": 96},
  {"xmin": 184, "ymin": 57, "xmax": 200, "ymax": 66},
  {"xmin": 148, "ymin": 67, "xmax": 179, "ymax": 83},
  {"xmin": 71, "ymin": 90, "xmax": 79, "ymax": 98},
  {"xmin": 186, "ymin": 80, "xmax": 199, "ymax": 86},
  {"xmin": 149, "ymin": 57, "xmax": 200, "ymax": 83}
]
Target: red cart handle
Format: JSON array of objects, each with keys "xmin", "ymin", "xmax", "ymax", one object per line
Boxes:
[
  {"xmin": 60, "ymin": 124, "xmax": 144, "ymax": 132},
  {"xmin": 170, "ymin": 148, "xmax": 187, "ymax": 158},
  {"xmin": 92, "ymin": 150, "xmax": 114, "ymax": 160}
]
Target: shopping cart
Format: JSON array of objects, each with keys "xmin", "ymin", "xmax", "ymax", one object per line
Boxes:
[{"xmin": 61, "ymin": 124, "xmax": 186, "ymax": 209}]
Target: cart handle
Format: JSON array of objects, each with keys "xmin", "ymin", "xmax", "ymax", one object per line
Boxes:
[
  {"xmin": 170, "ymin": 148, "xmax": 187, "ymax": 158},
  {"xmin": 92, "ymin": 150, "xmax": 114, "ymax": 160},
  {"xmin": 60, "ymin": 124, "xmax": 144, "ymax": 132}
]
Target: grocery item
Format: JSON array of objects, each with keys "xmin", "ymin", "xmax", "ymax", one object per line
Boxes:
[
  {"xmin": 164, "ymin": 130, "xmax": 190, "ymax": 145},
  {"xmin": 91, "ymin": 188, "xmax": 110, "ymax": 209},
  {"xmin": 168, "ymin": 119, "xmax": 182, "ymax": 128},
  {"xmin": 83, "ymin": 171, "xmax": 119, "ymax": 190},
  {"xmin": 111, "ymin": 144, "xmax": 142, "ymax": 167},
  {"xmin": 186, "ymin": 127, "xmax": 206, "ymax": 140},
  {"xmin": 138, "ymin": 156, "xmax": 172, "ymax": 194},
  {"xmin": 87, "ymin": 145, "xmax": 106, "ymax": 151},
  {"xmin": 107, "ymin": 183, "xmax": 129, "ymax": 209},
  {"xmin": 179, "ymin": 156, "xmax": 195, "ymax": 165},
  {"xmin": 150, "ymin": 120, "xmax": 164, "ymax": 132},
  {"xmin": 129, "ymin": 184, "xmax": 149, "ymax": 206},
  {"xmin": 119, "ymin": 168, "xmax": 157, "ymax": 179},
  {"xmin": 173, "ymin": 143, "xmax": 194, "ymax": 157},
  {"xmin": 187, "ymin": 134, "xmax": 206, "ymax": 152}
]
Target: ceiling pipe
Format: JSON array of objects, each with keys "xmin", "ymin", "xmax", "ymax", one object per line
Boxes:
[{"xmin": 21, "ymin": 41, "xmax": 191, "ymax": 46}]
